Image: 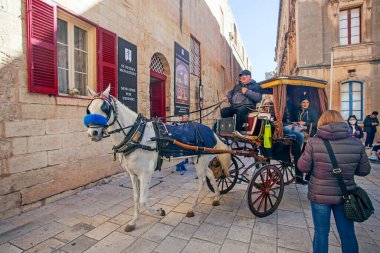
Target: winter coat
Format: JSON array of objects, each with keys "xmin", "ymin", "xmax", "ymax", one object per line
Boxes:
[
  {"xmin": 295, "ymin": 107, "xmax": 318, "ymax": 136},
  {"xmin": 348, "ymin": 123, "xmax": 364, "ymax": 139},
  {"xmin": 226, "ymin": 80, "xmax": 262, "ymax": 109},
  {"xmin": 363, "ymin": 115, "xmax": 379, "ymax": 133},
  {"xmin": 297, "ymin": 122, "xmax": 371, "ymax": 205}
]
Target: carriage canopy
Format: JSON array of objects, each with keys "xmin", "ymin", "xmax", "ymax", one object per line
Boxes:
[{"xmin": 257, "ymin": 76, "xmax": 328, "ymax": 138}]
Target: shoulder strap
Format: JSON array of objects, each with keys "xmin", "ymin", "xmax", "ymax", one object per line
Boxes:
[{"xmin": 322, "ymin": 139, "xmax": 349, "ymax": 199}]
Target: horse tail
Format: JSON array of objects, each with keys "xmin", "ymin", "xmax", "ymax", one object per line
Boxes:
[{"xmin": 214, "ymin": 134, "xmax": 231, "ymax": 177}]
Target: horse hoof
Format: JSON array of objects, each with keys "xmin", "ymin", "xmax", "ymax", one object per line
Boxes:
[
  {"xmin": 124, "ymin": 224, "xmax": 135, "ymax": 232},
  {"xmin": 160, "ymin": 208, "xmax": 166, "ymax": 216},
  {"xmin": 212, "ymin": 200, "xmax": 220, "ymax": 206},
  {"xmin": 186, "ymin": 211, "xmax": 195, "ymax": 217}
]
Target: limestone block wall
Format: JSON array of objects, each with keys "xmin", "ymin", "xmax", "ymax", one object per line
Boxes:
[{"xmin": 0, "ymin": 0, "xmax": 249, "ymax": 220}]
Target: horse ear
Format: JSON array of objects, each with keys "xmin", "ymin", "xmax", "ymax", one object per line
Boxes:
[
  {"xmin": 88, "ymin": 87, "xmax": 96, "ymax": 97},
  {"xmin": 103, "ymin": 85, "xmax": 111, "ymax": 96}
]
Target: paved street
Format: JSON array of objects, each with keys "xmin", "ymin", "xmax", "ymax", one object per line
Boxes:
[{"xmin": 1, "ymin": 160, "xmax": 380, "ymax": 253}]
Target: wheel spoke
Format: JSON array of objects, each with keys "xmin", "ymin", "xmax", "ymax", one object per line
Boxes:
[
  {"xmin": 268, "ymin": 175, "xmax": 281, "ymax": 188},
  {"xmin": 257, "ymin": 192, "xmax": 266, "ymax": 212},
  {"xmin": 252, "ymin": 192, "xmax": 264, "ymax": 206},
  {"xmin": 259, "ymin": 173, "xmax": 265, "ymax": 185},
  {"xmin": 267, "ymin": 194, "xmax": 274, "ymax": 208},
  {"xmin": 264, "ymin": 194, "xmax": 268, "ymax": 211},
  {"xmin": 224, "ymin": 178, "xmax": 230, "ymax": 189},
  {"xmin": 226, "ymin": 177, "xmax": 234, "ymax": 184}
]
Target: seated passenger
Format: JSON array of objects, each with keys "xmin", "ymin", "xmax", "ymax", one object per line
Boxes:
[
  {"xmin": 294, "ymin": 96, "xmax": 318, "ymax": 137},
  {"xmin": 221, "ymin": 69, "xmax": 263, "ymax": 131},
  {"xmin": 369, "ymin": 142, "xmax": 380, "ymax": 161}
]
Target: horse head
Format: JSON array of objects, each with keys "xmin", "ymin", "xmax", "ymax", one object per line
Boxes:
[{"xmin": 85, "ymin": 86, "xmax": 114, "ymax": 142}]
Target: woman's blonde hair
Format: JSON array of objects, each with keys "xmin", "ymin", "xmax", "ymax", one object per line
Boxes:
[{"xmin": 317, "ymin": 110, "xmax": 345, "ymax": 127}]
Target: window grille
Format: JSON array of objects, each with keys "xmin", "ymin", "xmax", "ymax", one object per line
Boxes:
[
  {"xmin": 150, "ymin": 54, "xmax": 165, "ymax": 75},
  {"xmin": 190, "ymin": 36, "xmax": 201, "ymax": 77}
]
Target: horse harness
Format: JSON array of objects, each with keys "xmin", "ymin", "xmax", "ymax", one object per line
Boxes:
[{"xmin": 87, "ymin": 93, "xmax": 212, "ymax": 171}]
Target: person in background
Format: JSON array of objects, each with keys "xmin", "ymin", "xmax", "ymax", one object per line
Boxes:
[
  {"xmin": 369, "ymin": 141, "xmax": 380, "ymax": 161},
  {"xmin": 347, "ymin": 115, "xmax": 364, "ymax": 139},
  {"xmin": 294, "ymin": 96, "xmax": 318, "ymax": 137},
  {"xmin": 364, "ymin": 111, "xmax": 379, "ymax": 148},
  {"xmin": 176, "ymin": 158, "xmax": 188, "ymax": 175},
  {"xmin": 221, "ymin": 69, "xmax": 263, "ymax": 131},
  {"xmin": 298, "ymin": 110, "xmax": 371, "ymax": 253},
  {"xmin": 175, "ymin": 114, "xmax": 189, "ymax": 175}
]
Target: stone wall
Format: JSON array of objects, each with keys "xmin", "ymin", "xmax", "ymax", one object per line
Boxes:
[{"xmin": 0, "ymin": 0, "xmax": 249, "ymax": 220}]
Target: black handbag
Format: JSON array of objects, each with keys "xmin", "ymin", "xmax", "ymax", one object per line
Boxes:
[{"xmin": 323, "ymin": 139, "xmax": 374, "ymax": 222}]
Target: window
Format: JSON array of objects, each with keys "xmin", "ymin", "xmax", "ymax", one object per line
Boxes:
[
  {"xmin": 220, "ymin": 7, "xmax": 224, "ymax": 35},
  {"xmin": 57, "ymin": 13, "xmax": 96, "ymax": 96},
  {"xmin": 221, "ymin": 65, "xmax": 225, "ymax": 91},
  {"xmin": 190, "ymin": 36, "xmax": 201, "ymax": 77},
  {"xmin": 341, "ymin": 81, "xmax": 363, "ymax": 121},
  {"xmin": 233, "ymin": 24, "xmax": 237, "ymax": 45},
  {"xmin": 26, "ymin": 0, "xmax": 117, "ymax": 97},
  {"xmin": 339, "ymin": 7, "xmax": 361, "ymax": 45}
]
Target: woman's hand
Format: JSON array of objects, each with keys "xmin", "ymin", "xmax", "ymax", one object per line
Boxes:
[{"xmin": 299, "ymin": 121, "xmax": 306, "ymax": 126}]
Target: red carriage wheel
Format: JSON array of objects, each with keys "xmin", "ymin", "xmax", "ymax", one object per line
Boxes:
[
  {"xmin": 247, "ymin": 164, "xmax": 284, "ymax": 217},
  {"xmin": 278, "ymin": 162, "xmax": 296, "ymax": 185},
  {"xmin": 206, "ymin": 156, "xmax": 239, "ymax": 194}
]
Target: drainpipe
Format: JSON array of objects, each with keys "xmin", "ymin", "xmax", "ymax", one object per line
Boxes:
[{"xmin": 329, "ymin": 49, "xmax": 334, "ymax": 109}]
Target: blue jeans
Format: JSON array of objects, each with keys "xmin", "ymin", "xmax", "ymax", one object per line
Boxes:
[
  {"xmin": 311, "ymin": 202, "xmax": 358, "ymax": 253},
  {"xmin": 283, "ymin": 126, "xmax": 304, "ymax": 147}
]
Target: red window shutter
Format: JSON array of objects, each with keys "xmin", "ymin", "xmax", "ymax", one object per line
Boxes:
[
  {"xmin": 26, "ymin": 0, "xmax": 58, "ymax": 95},
  {"xmin": 97, "ymin": 28, "xmax": 117, "ymax": 98}
]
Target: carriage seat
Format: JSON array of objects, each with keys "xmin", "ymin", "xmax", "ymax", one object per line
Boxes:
[{"xmin": 245, "ymin": 111, "xmax": 271, "ymax": 136}]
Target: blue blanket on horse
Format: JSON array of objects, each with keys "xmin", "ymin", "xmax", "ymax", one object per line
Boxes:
[{"xmin": 163, "ymin": 122, "xmax": 217, "ymax": 158}]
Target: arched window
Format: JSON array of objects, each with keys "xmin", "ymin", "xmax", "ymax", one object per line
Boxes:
[
  {"xmin": 150, "ymin": 54, "xmax": 165, "ymax": 75},
  {"xmin": 341, "ymin": 81, "xmax": 363, "ymax": 121}
]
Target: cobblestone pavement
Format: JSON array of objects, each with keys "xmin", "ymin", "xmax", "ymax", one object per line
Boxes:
[{"xmin": 1, "ymin": 160, "xmax": 380, "ymax": 253}]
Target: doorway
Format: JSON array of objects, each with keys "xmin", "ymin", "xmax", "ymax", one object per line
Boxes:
[{"xmin": 150, "ymin": 70, "xmax": 166, "ymax": 121}]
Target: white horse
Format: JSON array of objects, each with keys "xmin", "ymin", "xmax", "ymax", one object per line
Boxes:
[{"xmin": 86, "ymin": 86, "xmax": 231, "ymax": 232}]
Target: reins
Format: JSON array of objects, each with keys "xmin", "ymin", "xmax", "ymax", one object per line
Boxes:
[{"xmin": 164, "ymin": 101, "xmax": 224, "ymax": 123}]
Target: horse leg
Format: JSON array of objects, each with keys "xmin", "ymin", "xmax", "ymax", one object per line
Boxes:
[
  {"xmin": 186, "ymin": 163, "xmax": 206, "ymax": 217},
  {"xmin": 125, "ymin": 173, "xmax": 140, "ymax": 232},
  {"xmin": 139, "ymin": 172, "xmax": 166, "ymax": 216},
  {"xmin": 205, "ymin": 166, "xmax": 221, "ymax": 206}
]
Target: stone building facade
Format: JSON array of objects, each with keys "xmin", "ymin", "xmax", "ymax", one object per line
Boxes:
[
  {"xmin": 275, "ymin": 0, "xmax": 379, "ymax": 123},
  {"xmin": 0, "ymin": 0, "xmax": 251, "ymax": 219}
]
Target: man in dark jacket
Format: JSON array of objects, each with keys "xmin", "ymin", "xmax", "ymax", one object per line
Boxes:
[
  {"xmin": 221, "ymin": 69, "xmax": 262, "ymax": 131},
  {"xmin": 364, "ymin": 111, "xmax": 379, "ymax": 148}
]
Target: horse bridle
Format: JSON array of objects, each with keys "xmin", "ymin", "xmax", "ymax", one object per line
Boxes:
[{"xmin": 86, "ymin": 92, "xmax": 118, "ymax": 128}]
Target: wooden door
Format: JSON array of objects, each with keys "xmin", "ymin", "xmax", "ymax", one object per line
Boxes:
[{"xmin": 150, "ymin": 71, "xmax": 166, "ymax": 121}]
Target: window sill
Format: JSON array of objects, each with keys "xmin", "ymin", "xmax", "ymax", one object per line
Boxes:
[
  {"xmin": 333, "ymin": 42, "xmax": 374, "ymax": 63},
  {"xmin": 57, "ymin": 94, "xmax": 92, "ymax": 106}
]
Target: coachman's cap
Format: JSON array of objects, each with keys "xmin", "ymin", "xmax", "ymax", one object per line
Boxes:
[{"xmin": 239, "ymin": 69, "xmax": 251, "ymax": 76}]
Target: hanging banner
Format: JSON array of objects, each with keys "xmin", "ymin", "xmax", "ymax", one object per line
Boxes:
[
  {"xmin": 118, "ymin": 37, "xmax": 138, "ymax": 112},
  {"xmin": 174, "ymin": 42, "xmax": 190, "ymax": 115}
]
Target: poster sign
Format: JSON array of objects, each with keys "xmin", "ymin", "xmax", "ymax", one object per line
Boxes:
[
  {"xmin": 118, "ymin": 37, "xmax": 138, "ymax": 112},
  {"xmin": 174, "ymin": 42, "xmax": 190, "ymax": 115}
]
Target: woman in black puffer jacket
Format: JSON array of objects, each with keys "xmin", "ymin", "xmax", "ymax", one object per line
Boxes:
[{"xmin": 298, "ymin": 110, "xmax": 371, "ymax": 253}]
